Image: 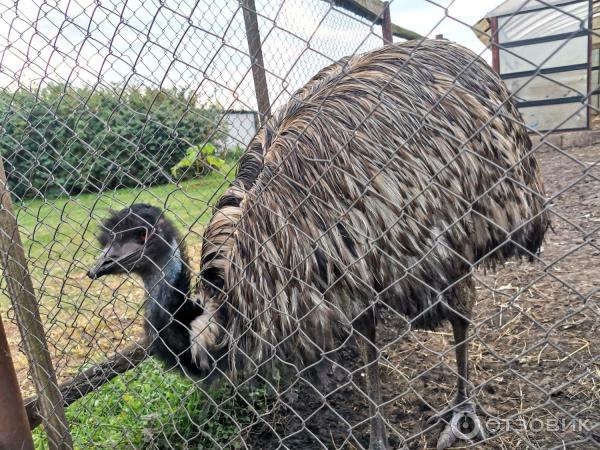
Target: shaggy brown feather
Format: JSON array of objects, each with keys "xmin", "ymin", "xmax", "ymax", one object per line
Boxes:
[{"xmin": 192, "ymin": 39, "xmax": 549, "ymax": 375}]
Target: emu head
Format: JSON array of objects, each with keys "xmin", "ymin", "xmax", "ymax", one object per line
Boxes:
[{"xmin": 88, "ymin": 203, "xmax": 179, "ymax": 279}]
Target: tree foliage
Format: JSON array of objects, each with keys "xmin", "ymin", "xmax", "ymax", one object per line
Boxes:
[{"xmin": 0, "ymin": 84, "xmax": 226, "ymax": 200}]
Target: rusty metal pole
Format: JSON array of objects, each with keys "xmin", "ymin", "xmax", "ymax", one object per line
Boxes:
[
  {"xmin": 0, "ymin": 160, "xmax": 72, "ymax": 450},
  {"xmin": 240, "ymin": 0, "xmax": 271, "ymax": 124},
  {"xmin": 0, "ymin": 314, "xmax": 34, "ymax": 450},
  {"xmin": 382, "ymin": 1, "xmax": 393, "ymax": 44}
]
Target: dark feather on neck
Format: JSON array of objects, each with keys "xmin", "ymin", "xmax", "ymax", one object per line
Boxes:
[{"xmin": 143, "ymin": 239, "xmax": 205, "ymax": 377}]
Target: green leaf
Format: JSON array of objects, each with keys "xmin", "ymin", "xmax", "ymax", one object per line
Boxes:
[{"xmin": 170, "ymin": 143, "xmax": 225, "ymax": 179}]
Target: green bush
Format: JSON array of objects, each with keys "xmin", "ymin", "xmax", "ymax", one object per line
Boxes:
[
  {"xmin": 0, "ymin": 84, "xmax": 226, "ymax": 200},
  {"xmin": 170, "ymin": 143, "xmax": 225, "ymax": 179}
]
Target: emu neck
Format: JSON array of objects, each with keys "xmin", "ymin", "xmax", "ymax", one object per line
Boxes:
[
  {"xmin": 143, "ymin": 240, "xmax": 204, "ymax": 375},
  {"xmin": 143, "ymin": 243, "xmax": 190, "ymax": 311}
]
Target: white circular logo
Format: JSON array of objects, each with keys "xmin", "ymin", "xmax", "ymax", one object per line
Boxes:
[{"xmin": 450, "ymin": 411, "xmax": 482, "ymax": 441}]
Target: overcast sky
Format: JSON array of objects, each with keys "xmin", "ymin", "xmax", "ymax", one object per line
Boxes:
[
  {"xmin": 0, "ymin": 0, "xmax": 506, "ymax": 109},
  {"xmin": 391, "ymin": 0, "xmax": 505, "ymax": 60}
]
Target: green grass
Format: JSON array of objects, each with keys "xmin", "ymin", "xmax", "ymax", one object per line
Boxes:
[
  {"xmin": 32, "ymin": 359, "xmax": 272, "ymax": 449},
  {"xmin": 1, "ymin": 163, "xmax": 278, "ymax": 448}
]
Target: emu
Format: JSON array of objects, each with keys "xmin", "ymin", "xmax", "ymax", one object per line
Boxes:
[{"xmin": 88, "ymin": 39, "xmax": 548, "ymax": 450}]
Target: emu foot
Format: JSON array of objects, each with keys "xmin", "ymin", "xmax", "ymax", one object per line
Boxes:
[{"xmin": 427, "ymin": 399, "xmax": 485, "ymax": 450}]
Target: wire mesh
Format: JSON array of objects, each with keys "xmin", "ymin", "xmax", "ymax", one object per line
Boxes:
[{"xmin": 0, "ymin": 0, "xmax": 598, "ymax": 449}]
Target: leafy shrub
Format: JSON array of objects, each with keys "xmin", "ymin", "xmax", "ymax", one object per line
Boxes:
[
  {"xmin": 0, "ymin": 84, "xmax": 226, "ymax": 200},
  {"xmin": 170, "ymin": 143, "xmax": 225, "ymax": 179}
]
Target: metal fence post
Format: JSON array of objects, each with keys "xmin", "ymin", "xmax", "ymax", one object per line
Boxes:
[
  {"xmin": 382, "ymin": 1, "xmax": 393, "ymax": 44},
  {"xmin": 240, "ymin": 0, "xmax": 272, "ymax": 124},
  {"xmin": 0, "ymin": 314, "xmax": 34, "ymax": 450},
  {"xmin": 0, "ymin": 160, "xmax": 72, "ymax": 450}
]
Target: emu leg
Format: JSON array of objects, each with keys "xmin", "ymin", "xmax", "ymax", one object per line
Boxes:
[
  {"xmin": 432, "ymin": 317, "xmax": 485, "ymax": 450},
  {"xmin": 362, "ymin": 312, "xmax": 390, "ymax": 450},
  {"xmin": 453, "ymin": 317, "xmax": 469, "ymax": 404}
]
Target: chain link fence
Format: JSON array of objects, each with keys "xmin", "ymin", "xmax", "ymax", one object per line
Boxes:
[{"xmin": 0, "ymin": 0, "xmax": 598, "ymax": 449}]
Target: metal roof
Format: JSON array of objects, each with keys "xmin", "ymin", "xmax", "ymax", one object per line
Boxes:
[
  {"xmin": 482, "ymin": 0, "xmax": 584, "ymax": 18},
  {"xmin": 474, "ymin": 0, "xmax": 593, "ymax": 46}
]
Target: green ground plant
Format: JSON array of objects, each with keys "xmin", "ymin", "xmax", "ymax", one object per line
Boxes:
[
  {"xmin": 170, "ymin": 143, "xmax": 225, "ymax": 179},
  {"xmin": 32, "ymin": 359, "xmax": 272, "ymax": 449}
]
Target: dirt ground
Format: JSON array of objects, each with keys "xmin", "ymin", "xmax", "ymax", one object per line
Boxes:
[
  {"xmin": 241, "ymin": 144, "xmax": 600, "ymax": 449},
  {"xmin": 4, "ymin": 143, "xmax": 599, "ymax": 449}
]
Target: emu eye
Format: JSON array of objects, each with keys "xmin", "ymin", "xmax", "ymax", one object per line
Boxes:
[{"xmin": 138, "ymin": 231, "xmax": 147, "ymax": 243}]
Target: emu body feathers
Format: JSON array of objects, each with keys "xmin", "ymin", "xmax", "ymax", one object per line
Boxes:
[{"xmin": 194, "ymin": 39, "xmax": 548, "ymax": 375}]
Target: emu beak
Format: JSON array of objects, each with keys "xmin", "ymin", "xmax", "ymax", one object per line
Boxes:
[
  {"xmin": 87, "ymin": 247, "xmax": 144, "ymax": 279},
  {"xmin": 87, "ymin": 252, "xmax": 116, "ymax": 279}
]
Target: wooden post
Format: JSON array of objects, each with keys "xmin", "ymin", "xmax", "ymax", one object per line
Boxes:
[
  {"xmin": 240, "ymin": 0, "xmax": 271, "ymax": 124},
  {"xmin": 381, "ymin": 1, "xmax": 393, "ymax": 44},
  {"xmin": 0, "ymin": 314, "xmax": 34, "ymax": 450},
  {"xmin": 0, "ymin": 160, "xmax": 72, "ymax": 449},
  {"xmin": 490, "ymin": 16, "xmax": 500, "ymax": 73}
]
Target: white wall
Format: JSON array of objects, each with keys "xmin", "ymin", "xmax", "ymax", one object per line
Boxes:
[{"xmin": 224, "ymin": 112, "xmax": 258, "ymax": 149}]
